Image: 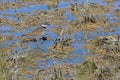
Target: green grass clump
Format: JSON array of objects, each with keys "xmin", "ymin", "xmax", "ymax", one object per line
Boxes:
[{"xmin": 0, "ymin": 51, "xmax": 9, "ymax": 80}]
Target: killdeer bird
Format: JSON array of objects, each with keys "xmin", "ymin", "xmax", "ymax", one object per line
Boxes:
[
  {"xmin": 21, "ymin": 25, "xmax": 48, "ymax": 42},
  {"xmin": 23, "ymin": 21, "xmax": 50, "ymax": 37},
  {"xmin": 24, "ymin": 26, "xmax": 47, "ymax": 37}
]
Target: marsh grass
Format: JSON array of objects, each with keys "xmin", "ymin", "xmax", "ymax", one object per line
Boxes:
[
  {"xmin": 0, "ymin": 51, "xmax": 8, "ymax": 80},
  {"xmin": 0, "ymin": 0, "xmax": 120, "ymax": 80},
  {"xmin": 81, "ymin": 35, "xmax": 120, "ymax": 80}
]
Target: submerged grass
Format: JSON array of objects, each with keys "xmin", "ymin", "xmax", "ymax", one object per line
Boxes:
[
  {"xmin": 0, "ymin": 51, "xmax": 8, "ymax": 80},
  {"xmin": 0, "ymin": 0, "xmax": 120, "ymax": 80},
  {"xmin": 81, "ymin": 35, "xmax": 120, "ymax": 80}
]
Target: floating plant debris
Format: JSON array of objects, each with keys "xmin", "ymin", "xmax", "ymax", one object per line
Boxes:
[
  {"xmin": 22, "ymin": 38, "xmax": 37, "ymax": 42},
  {"xmin": 0, "ymin": 0, "xmax": 120, "ymax": 80}
]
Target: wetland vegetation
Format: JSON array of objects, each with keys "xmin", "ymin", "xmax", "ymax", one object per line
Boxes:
[{"xmin": 0, "ymin": 0, "xmax": 120, "ymax": 80}]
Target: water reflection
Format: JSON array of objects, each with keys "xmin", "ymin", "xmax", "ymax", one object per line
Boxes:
[{"xmin": 0, "ymin": 0, "xmax": 120, "ymax": 69}]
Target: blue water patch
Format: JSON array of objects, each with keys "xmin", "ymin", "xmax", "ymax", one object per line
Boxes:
[
  {"xmin": 13, "ymin": 31, "xmax": 23, "ymax": 36},
  {"xmin": 113, "ymin": 0, "xmax": 120, "ymax": 10},
  {"xmin": 62, "ymin": 11, "xmax": 76, "ymax": 21},
  {"xmin": 6, "ymin": 16, "xmax": 18, "ymax": 21},
  {"xmin": 3, "ymin": 8, "xmax": 16, "ymax": 15},
  {"xmin": 64, "ymin": 55, "xmax": 84, "ymax": 64},
  {"xmin": 68, "ymin": 15, "xmax": 76, "ymax": 21},
  {"xmin": 0, "ymin": 26, "xmax": 14, "ymax": 36},
  {"xmin": 45, "ymin": 58, "xmax": 54, "ymax": 67},
  {"xmin": 38, "ymin": 58, "xmax": 59, "ymax": 69},
  {"xmin": 16, "ymin": 4, "xmax": 48, "ymax": 13},
  {"xmin": 31, "ymin": 4, "xmax": 48, "ymax": 10},
  {"xmin": 38, "ymin": 59, "xmax": 46, "ymax": 69},
  {"xmin": 0, "ymin": 0, "xmax": 14, "ymax": 2},
  {"xmin": 58, "ymin": 2, "xmax": 69, "ymax": 9},
  {"xmin": 70, "ymin": 0, "xmax": 84, "ymax": 4},
  {"xmin": 0, "ymin": 31, "xmax": 12, "ymax": 35},
  {"xmin": 0, "ymin": 25, "xmax": 13, "ymax": 31},
  {"xmin": 108, "ymin": 27, "xmax": 120, "ymax": 35},
  {"xmin": 91, "ymin": 27, "xmax": 120, "ymax": 38},
  {"xmin": 72, "ymin": 31, "xmax": 84, "ymax": 42},
  {"xmin": 89, "ymin": 0, "xmax": 107, "ymax": 6},
  {"xmin": 2, "ymin": 4, "xmax": 48, "ymax": 14},
  {"xmin": 28, "ymin": 42, "xmax": 38, "ymax": 49},
  {"xmin": 0, "ymin": 15, "xmax": 2, "ymax": 18},
  {"xmin": 106, "ymin": 14, "xmax": 118, "ymax": 21}
]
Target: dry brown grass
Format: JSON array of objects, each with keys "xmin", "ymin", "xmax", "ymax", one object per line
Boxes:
[{"xmin": 0, "ymin": 0, "xmax": 120, "ymax": 80}]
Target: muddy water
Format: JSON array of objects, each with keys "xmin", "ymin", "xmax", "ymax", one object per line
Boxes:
[{"xmin": 0, "ymin": 0, "xmax": 120, "ymax": 67}]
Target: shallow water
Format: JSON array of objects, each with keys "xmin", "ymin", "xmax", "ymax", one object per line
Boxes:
[{"xmin": 0, "ymin": 0, "xmax": 120, "ymax": 67}]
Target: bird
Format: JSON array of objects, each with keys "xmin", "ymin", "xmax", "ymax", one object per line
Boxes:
[
  {"xmin": 22, "ymin": 20, "xmax": 50, "ymax": 36},
  {"xmin": 20, "ymin": 23, "xmax": 50, "ymax": 43},
  {"xmin": 24, "ymin": 26, "xmax": 47, "ymax": 37}
]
